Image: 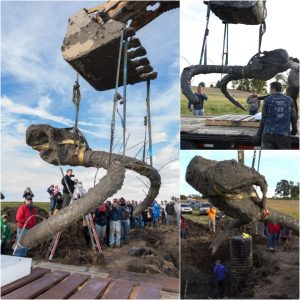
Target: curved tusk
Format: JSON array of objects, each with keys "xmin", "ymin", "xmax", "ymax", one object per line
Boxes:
[
  {"xmin": 220, "ymin": 74, "xmax": 246, "ymax": 111},
  {"xmin": 181, "ymin": 64, "xmax": 246, "ymax": 110}
]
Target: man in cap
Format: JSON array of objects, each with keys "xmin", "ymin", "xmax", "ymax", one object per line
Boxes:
[{"xmin": 14, "ymin": 194, "xmax": 37, "ymax": 257}]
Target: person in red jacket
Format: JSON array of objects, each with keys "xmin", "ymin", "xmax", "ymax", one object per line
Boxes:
[
  {"xmin": 267, "ymin": 220, "xmax": 281, "ymax": 251},
  {"xmin": 14, "ymin": 194, "xmax": 37, "ymax": 257}
]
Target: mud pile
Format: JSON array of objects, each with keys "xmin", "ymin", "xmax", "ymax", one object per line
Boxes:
[
  {"xmin": 181, "ymin": 219, "xmax": 299, "ymax": 299},
  {"xmin": 3, "ymin": 207, "xmax": 179, "ymax": 277}
]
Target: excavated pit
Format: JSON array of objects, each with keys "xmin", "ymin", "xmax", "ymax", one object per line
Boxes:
[{"xmin": 181, "ymin": 219, "xmax": 299, "ymax": 299}]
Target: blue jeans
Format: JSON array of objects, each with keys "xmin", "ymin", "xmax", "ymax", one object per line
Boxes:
[
  {"xmin": 109, "ymin": 220, "xmax": 121, "ymax": 246},
  {"xmin": 95, "ymin": 224, "xmax": 107, "ymax": 245},
  {"xmin": 14, "ymin": 228, "xmax": 30, "ymax": 257},
  {"xmin": 193, "ymin": 109, "xmax": 204, "ymax": 116},
  {"xmin": 267, "ymin": 233, "xmax": 277, "ymax": 248},
  {"xmin": 121, "ymin": 220, "xmax": 129, "ymax": 242},
  {"xmin": 50, "ymin": 199, "xmax": 57, "ymax": 212}
]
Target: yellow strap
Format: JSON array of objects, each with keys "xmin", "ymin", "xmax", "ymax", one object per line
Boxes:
[
  {"xmin": 32, "ymin": 139, "xmax": 86, "ymax": 165},
  {"xmin": 78, "ymin": 147, "xmax": 85, "ymax": 165},
  {"xmin": 32, "ymin": 139, "xmax": 84, "ymax": 151}
]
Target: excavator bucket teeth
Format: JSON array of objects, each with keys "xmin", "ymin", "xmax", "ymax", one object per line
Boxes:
[{"xmin": 62, "ymin": 9, "xmax": 156, "ymax": 91}]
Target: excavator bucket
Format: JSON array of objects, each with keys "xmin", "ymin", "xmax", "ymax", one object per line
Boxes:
[
  {"xmin": 204, "ymin": 1, "xmax": 267, "ymax": 25},
  {"xmin": 61, "ymin": 9, "xmax": 156, "ymax": 91}
]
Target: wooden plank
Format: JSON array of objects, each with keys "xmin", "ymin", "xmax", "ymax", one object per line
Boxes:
[
  {"xmin": 1, "ymin": 267, "xmax": 51, "ymax": 296},
  {"xmin": 205, "ymin": 118, "xmax": 260, "ymax": 128},
  {"xmin": 135, "ymin": 284, "xmax": 161, "ymax": 299},
  {"xmin": 102, "ymin": 279, "xmax": 133, "ymax": 299},
  {"xmin": 112, "ymin": 272, "xmax": 179, "ymax": 293},
  {"xmin": 69, "ymin": 277, "xmax": 110, "ymax": 299},
  {"xmin": 36, "ymin": 273, "xmax": 90, "ymax": 299},
  {"xmin": 2, "ymin": 270, "xmax": 69, "ymax": 299}
]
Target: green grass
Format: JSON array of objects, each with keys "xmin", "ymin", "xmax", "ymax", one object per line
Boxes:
[
  {"xmin": 268, "ymin": 199, "xmax": 299, "ymax": 220},
  {"xmin": 182, "ymin": 209, "xmax": 208, "ymax": 225},
  {"xmin": 181, "ymin": 87, "xmax": 266, "ymax": 116},
  {"xmin": 1, "ymin": 202, "xmax": 50, "ymax": 211}
]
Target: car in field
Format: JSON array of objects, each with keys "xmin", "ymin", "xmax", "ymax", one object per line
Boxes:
[
  {"xmin": 189, "ymin": 201, "xmax": 202, "ymax": 209},
  {"xmin": 180, "ymin": 203, "xmax": 193, "ymax": 214},
  {"xmin": 199, "ymin": 203, "xmax": 212, "ymax": 215}
]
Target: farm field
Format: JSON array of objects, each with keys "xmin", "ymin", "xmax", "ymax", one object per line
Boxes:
[
  {"xmin": 183, "ymin": 199, "xmax": 299, "ymax": 223},
  {"xmin": 181, "ymin": 87, "xmax": 266, "ymax": 116},
  {"xmin": 1, "ymin": 201, "xmax": 50, "ymax": 212}
]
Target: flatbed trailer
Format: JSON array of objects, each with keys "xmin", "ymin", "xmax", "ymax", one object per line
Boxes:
[{"xmin": 181, "ymin": 115, "xmax": 299, "ymax": 149}]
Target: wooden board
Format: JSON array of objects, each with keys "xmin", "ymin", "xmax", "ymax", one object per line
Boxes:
[
  {"xmin": 36, "ymin": 273, "xmax": 90, "ymax": 299},
  {"xmin": 69, "ymin": 277, "xmax": 111, "ymax": 299},
  {"xmin": 2, "ymin": 270, "xmax": 69, "ymax": 299},
  {"xmin": 1, "ymin": 267, "xmax": 51, "ymax": 296},
  {"xmin": 112, "ymin": 271, "xmax": 179, "ymax": 293},
  {"xmin": 205, "ymin": 114, "xmax": 260, "ymax": 128},
  {"xmin": 102, "ymin": 279, "xmax": 133, "ymax": 299},
  {"xmin": 135, "ymin": 284, "xmax": 161, "ymax": 299}
]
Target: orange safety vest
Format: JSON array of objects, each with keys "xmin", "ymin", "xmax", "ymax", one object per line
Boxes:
[{"xmin": 208, "ymin": 207, "xmax": 217, "ymax": 220}]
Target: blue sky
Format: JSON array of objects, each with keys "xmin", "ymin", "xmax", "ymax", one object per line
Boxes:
[
  {"xmin": 1, "ymin": 1, "xmax": 180, "ymax": 202},
  {"xmin": 181, "ymin": 0, "xmax": 300, "ymax": 86},
  {"xmin": 180, "ymin": 150, "xmax": 300, "ymax": 198}
]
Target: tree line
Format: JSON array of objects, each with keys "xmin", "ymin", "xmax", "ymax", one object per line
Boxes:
[{"xmin": 198, "ymin": 73, "xmax": 287, "ymax": 94}]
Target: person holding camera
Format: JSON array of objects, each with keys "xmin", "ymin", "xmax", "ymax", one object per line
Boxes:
[
  {"xmin": 188, "ymin": 84, "xmax": 208, "ymax": 116},
  {"xmin": 108, "ymin": 198, "xmax": 121, "ymax": 247},
  {"xmin": 61, "ymin": 169, "xmax": 75, "ymax": 208},
  {"xmin": 23, "ymin": 187, "xmax": 34, "ymax": 199}
]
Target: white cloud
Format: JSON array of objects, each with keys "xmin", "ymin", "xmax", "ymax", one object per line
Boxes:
[{"xmin": 1, "ymin": 1, "xmax": 180, "ymax": 204}]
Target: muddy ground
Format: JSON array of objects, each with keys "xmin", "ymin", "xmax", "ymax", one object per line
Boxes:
[
  {"xmin": 181, "ymin": 218, "xmax": 299, "ymax": 299},
  {"xmin": 2, "ymin": 207, "xmax": 179, "ymax": 278}
]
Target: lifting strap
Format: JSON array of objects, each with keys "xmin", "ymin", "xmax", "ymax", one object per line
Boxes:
[
  {"xmin": 257, "ymin": 150, "xmax": 261, "ymax": 172},
  {"xmin": 258, "ymin": 21, "xmax": 266, "ymax": 53},
  {"xmin": 109, "ymin": 30, "xmax": 124, "ymax": 166},
  {"xmin": 199, "ymin": 1, "xmax": 210, "ymax": 65},
  {"xmin": 72, "ymin": 73, "xmax": 81, "ymax": 135},
  {"xmin": 142, "ymin": 116, "xmax": 147, "ymax": 162},
  {"xmin": 122, "ymin": 36, "xmax": 128, "ymax": 164},
  {"xmin": 146, "ymin": 79, "xmax": 153, "ymax": 166},
  {"xmin": 221, "ymin": 22, "xmax": 229, "ymax": 67},
  {"xmin": 251, "ymin": 150, "xmax": 257, "ymax": 169}
]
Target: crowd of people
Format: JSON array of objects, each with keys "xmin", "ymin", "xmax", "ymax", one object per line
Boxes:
[{"xmin": 4, "ymin": 168, "xmax": 179, "ymax": 257}]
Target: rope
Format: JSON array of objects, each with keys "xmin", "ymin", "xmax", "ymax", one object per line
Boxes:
[
  {"xmin": 199, "ymin": 1, "xmax": 210, "ymax": 65},
  {"xmin": 13, "ymin": 214, "xmax": 45, "ymax": 255}
]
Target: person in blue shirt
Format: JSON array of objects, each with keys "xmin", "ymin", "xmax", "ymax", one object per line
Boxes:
[
  {"xmin": 188, "ymin": 84, "xmax": 208, "ymax": 116},
  {"xmin": 108, "ymin": 198, "xmax": 122, "ymax": 247},
  {"xmin": 213, "ymin": 259, "xmax": 228, "ymax": 298},
  {"xmin": 151, "ymin": 200, "xmax": 161, "ymax": 227},
  {"xmin": 254, "ymin": 81, "xmax": 298, "ymax": 149}
]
